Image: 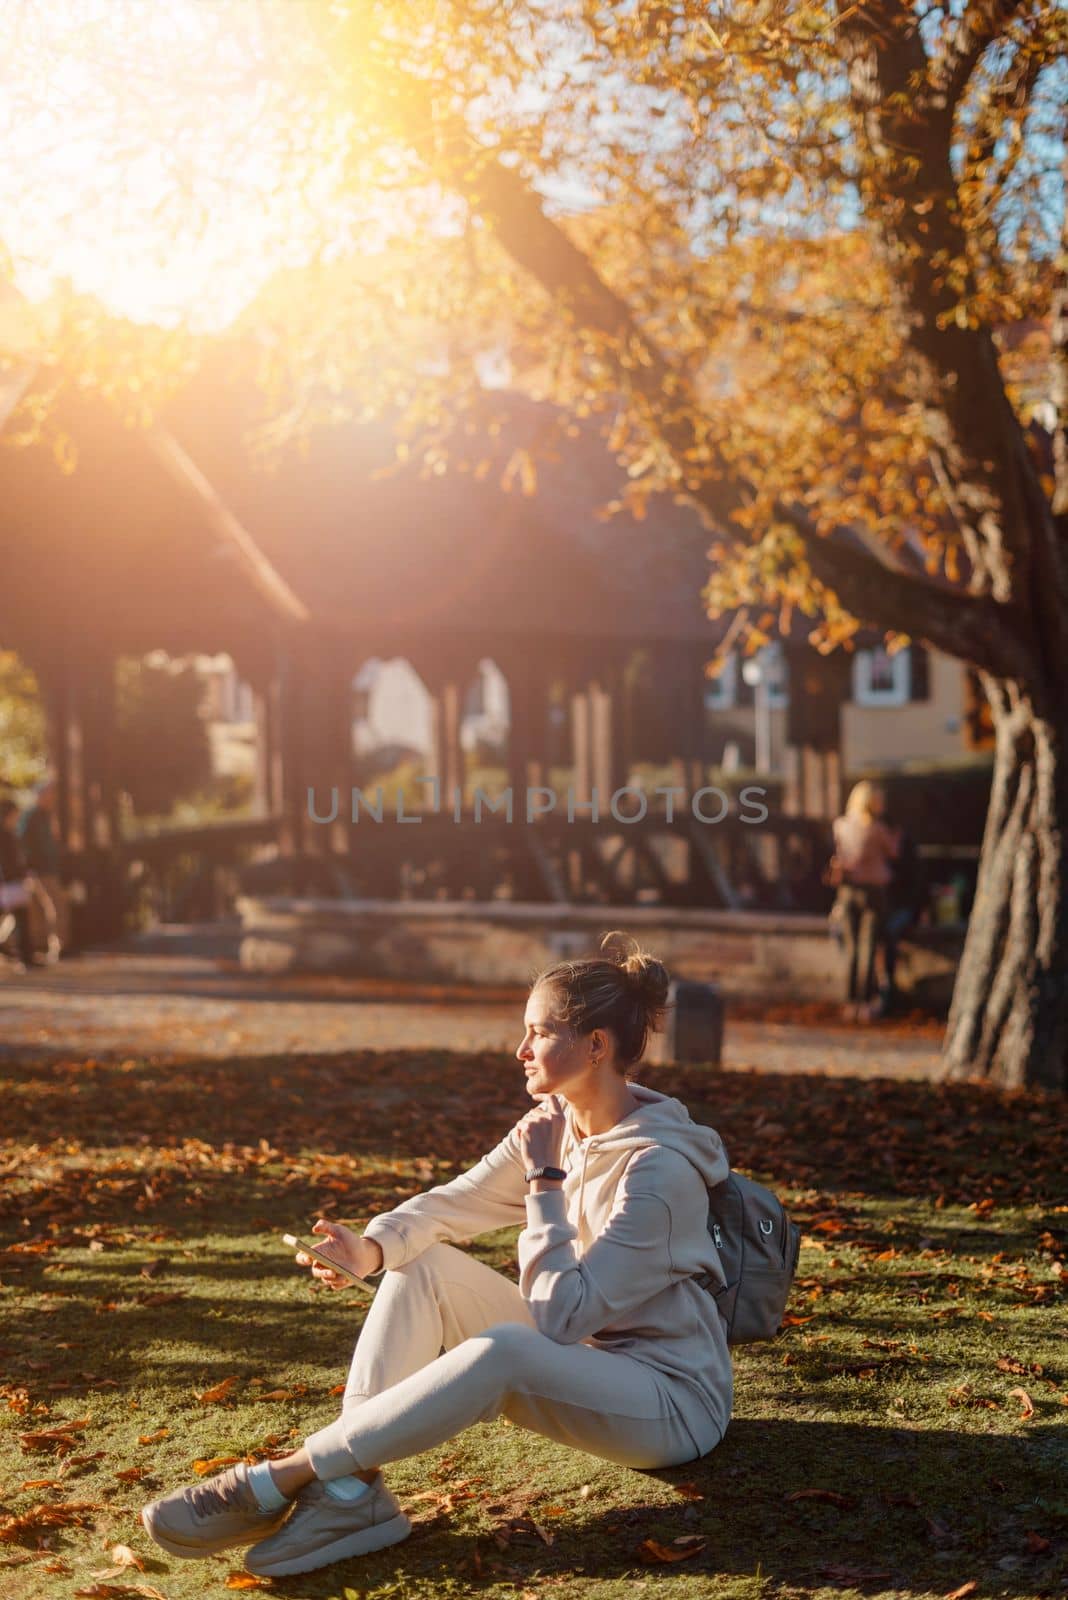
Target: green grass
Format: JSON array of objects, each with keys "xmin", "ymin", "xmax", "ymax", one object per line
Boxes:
[{"xmin": 1, "ymin": 1047, "xmax": 1065, "ymax": 1600}]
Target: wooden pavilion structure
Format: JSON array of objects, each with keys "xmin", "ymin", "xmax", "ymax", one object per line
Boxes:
[{"xmin": 0, "ymin": 344, "xmax": 845, "ymax": 933}]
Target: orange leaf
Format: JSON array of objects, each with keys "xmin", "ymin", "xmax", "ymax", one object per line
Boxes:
[
  {"xmin": 137, "ymin": 1428, "xmax": 169, "ymax": 1445},
  {"xmin": 785, "ymin": 1488, "xmax": 855, "ymax": 1508},
  {"xmin": 109, "ymin": 1544, "xmax": 143, "ymax": 1570},
  {"xmin": 225, "ymin": 1575, "xmax": 272, "ymax": 1589},
  {"xmin": 196, "ymin": 1376, "xmax": 239, "ymax": 1405},
  {"xmin": 192, "ymin": 1456, "xmax": 241, "ymax": 1475},
  {"xmin": 636, "ymin": 1535, "xmax": 707, "ymax": 1564},
  {"xmin": 781, "ymin": 1313, "xmax": 815, "ymax": 1326},
  {"xmin": 944, "ymin": 1584, "xmax": 978, "ymax": 1600},
  {"xmin": 114, "ymin": 1467, "xmax": 146, "ymax": 1483},
  {"xmin": 1007, "ymin": 1386, "xmax": 1035, "ymax": 1419}
]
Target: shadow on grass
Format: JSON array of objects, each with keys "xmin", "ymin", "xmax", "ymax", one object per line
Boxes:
[{"xmin": 2, "ymin": 1051, "xmax": 1065, "ymax": 1209}]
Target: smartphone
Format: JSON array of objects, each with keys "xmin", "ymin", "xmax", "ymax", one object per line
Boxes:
[{"xmin": 282, "ymin": 1233, "xmax": 376, "ymax": 1295}]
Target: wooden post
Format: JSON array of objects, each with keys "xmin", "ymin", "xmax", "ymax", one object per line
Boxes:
[
  {"xmin": 570, "ymin": 688, "xmax": 592, "ymax": 808},
  {"xmin": 440, "ymin": 681, "xmax": 464, "ymax": 810}
]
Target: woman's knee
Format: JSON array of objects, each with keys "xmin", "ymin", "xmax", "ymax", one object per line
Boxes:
[
  {"xmin": 390, "ymin": 1242, "xmax": 463, "ymax": 1279},
  {"xmin": 469, "ymin": 1321, "xmax": 541, "ymax": 1370}
]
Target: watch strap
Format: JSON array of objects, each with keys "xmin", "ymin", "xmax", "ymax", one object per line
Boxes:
[{"xmin": 524, "ymin": 1165, "xmax": 567, "ymax": 1183}]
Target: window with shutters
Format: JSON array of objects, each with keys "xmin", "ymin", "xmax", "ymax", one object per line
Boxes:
[
  {"xmin": 853, "ymin": 646, "xmax": 911, "ymax": 706},
  {"xmin": 704, "ymin": 651, "xmax": 738, "ymax": 710}
]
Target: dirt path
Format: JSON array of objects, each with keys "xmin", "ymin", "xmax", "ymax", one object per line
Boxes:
[{"xmin": 0, "ymin": 924, "xmax": 944, "ymax": 1079}]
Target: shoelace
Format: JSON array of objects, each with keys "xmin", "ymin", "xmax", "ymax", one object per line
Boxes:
[{"xmin": 189, "ymin": 1470, "xmax": 249, "ymax": 1518}]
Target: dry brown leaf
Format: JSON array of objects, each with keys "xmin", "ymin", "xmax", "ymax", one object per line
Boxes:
[
  {"xmin": 137, "ymin": 1429, "xmax": 169, "ymax": 1445},
  {"xmin": 191, "ymin": 1456, "xmax": 241, "ymax": 1475},
  {"xmin": 254, "ymin": 1385, "xmax": 307, "ymax": 1402},
  {"xmin": 114, "ymin": 1467, "xmax": 147, "ymax": 1483},
  {"xmin": 224, "ymin": 1574, "xmax": 271, "ymax": 1589},
  {"xmin": 1007, "ymin": 1386, "xmax": 1035, "ymax": 1418},
  {"xmin": 0, "ymin": 1501, "xmax": 102, "ymax": 1545},
  {"xmin": 785, "ymin": 1488, "xmax": 856, "ymax": 1508},
  {"xmin": 109, "ymin": 1545, "xmax": 144, "ymax": 1571},
  {"xmin": 195, "ymin": 1376, "xmax": 239, "ymax": 1405},
  {"xmin": 944, "ymin": 1583, "xmax": 978, "ymax": 1600},
  {"xmin": 18, "ymin": 1416, "xmax": 90, "ymax": 1454},
  {"xmin": 636, "ymin": 1534, "xmax": 708, "ymax": 1564}
]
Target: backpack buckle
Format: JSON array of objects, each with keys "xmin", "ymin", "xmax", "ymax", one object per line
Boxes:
[{"xmin": 712, "ymin": 1224, "xmax": 723, "ymax": 1249}]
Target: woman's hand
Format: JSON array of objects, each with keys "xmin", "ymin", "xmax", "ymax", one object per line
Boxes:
[
  {"xmin": 516, "ymin": 1095, "xmax": 567, "ymax": 1172},
  {"xmin": 294, "ymin": 1219, "xmax": 383, "ymax": 1291}
]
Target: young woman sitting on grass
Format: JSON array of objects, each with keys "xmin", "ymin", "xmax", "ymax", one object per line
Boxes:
[{"xmin": 142, "ymin": 932, "xmax": 733, "ymax": 1578}]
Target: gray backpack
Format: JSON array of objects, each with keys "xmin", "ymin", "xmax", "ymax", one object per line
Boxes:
[{"xmin": 696, "ymin": 1171, "xmax": 801, "ymax": 1342}]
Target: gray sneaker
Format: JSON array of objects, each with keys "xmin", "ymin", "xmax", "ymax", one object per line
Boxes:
[
  {"xmin": 244, "ymin": 1472, "xmax": 411, "ymax": 1577},
  {"xmin": 141, "ymin": 1463, "xmax": 288, "ymax": 1558}
]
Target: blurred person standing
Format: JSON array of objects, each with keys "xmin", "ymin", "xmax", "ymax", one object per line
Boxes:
[
  {"xmin": 0, "ymin": 797, "xmax": 34, "ymax": 970},
  {"xmin": 18, "ymin": 779, "xmax": 67, "ymax": 961},
  {"xmin": 829, "ymin": 781, "xmax": 901, "ymax": 1023}
]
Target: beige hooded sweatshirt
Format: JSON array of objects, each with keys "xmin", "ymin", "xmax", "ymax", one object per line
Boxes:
[{"xmin": 362, "ymin": 1082, "xmax": 733, "ymax": 1449}]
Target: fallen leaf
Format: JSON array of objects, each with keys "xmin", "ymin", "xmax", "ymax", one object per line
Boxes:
[
  {"xmin": 137, "ymin": 1429, "xmax": 169, "ymax": 1445},
  {"xmin": 110, "ymin": 1544, "xmax": 144, "ymax": 1571},
  {"xmin": 1025, "ymin": 1529, "xmax": 1051, "ymax": 1553},
  {"xmin": 225, "ymin": 1575, "xmax": 271, "ymax": 1589},
  {"xmin": 195, "ymin": 1376, "xmax": 239, "ymax": 1405},
  {"xmin": 114, "ymin": 1467, "xmax": 147, "ymax": 1483},
  {"xmin": 672, "ymin": 1481, "xmax": 705, "ymax": 1501},
  {"xmin": 255, "ymin": 1385, "xmax": 307, "ymax": 1402},
  {"xmin": 0, "ymin": 1501, "xmax": 102, "ymax": 1545},
  {"xmin": 1007, "ymin": 1386, "xmax": 1035, "ymax": 1419},
  {"xmin": 944, "ymin": 1583, "xmax": 978, "ymax": 1600},
  {"xmin": 785, "ymin": 1488, "xmax": 856, "ymax": 1508},
  {"xmin": 18, "ymin": 1417, "xmax": 90, "ymax": 1455},
  {"xmin": 192, "ymin": 1456, "xmax": 241, "ymax": 1475},
  {"xmin": 636, "ymin": 1535, "xmax": 707, "ymax": 1563}
]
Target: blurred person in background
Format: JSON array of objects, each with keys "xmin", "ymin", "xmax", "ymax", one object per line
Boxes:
[{"xmin": 829, "ymin": 780, "xmax": 901, "ymax": 1023}]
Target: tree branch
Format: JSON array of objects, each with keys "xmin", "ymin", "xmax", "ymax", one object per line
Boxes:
[
  {"xmin": 931, "ymin": 0, "xmax": 1031, "ymax": 119},
  {"xmin": 400, "ymin": 101, "xmax": 1037, "ymax": 685},
  {"xmin": 782, "ymin": 502, "xmax": 1035, "ymax": 679}
]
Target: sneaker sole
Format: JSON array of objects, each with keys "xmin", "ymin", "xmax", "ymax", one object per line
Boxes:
[
  {"xmin": 245, "ymin": 1510, "xmax": 412, "ymax": 1576},
  {"xmin": 140, "ymin": 1504, "xmax": 285, "ymax": 1559}
]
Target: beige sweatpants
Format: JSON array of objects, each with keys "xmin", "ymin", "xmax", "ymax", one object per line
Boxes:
[{"xmin": 302, "ymin": 1243, "xmax": 722, "ymax": 1481}]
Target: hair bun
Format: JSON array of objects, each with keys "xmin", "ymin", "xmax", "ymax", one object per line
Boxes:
[{"xmin": 599, "ymin": 931, "xmax": 670, "ymax": 1016}]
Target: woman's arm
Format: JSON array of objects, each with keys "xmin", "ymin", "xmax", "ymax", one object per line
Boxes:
[
  {"xmin": 517, "ymin": 1147, "xmax": 700, "ymax": 1343},
  {"xmin": 361, "ymin": 1129, "xmax": 527, "ymax": 1272}
]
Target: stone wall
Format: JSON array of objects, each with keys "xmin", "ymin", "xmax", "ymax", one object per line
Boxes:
[{"xmin": 237, "ymin": 897, "xmax": 962, "ymax": 1010}]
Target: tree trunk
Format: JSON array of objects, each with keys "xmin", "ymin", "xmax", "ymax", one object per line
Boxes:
[{"xmin": 942, "ymin": 679, "xmax": 1068, "ymax": 1091}]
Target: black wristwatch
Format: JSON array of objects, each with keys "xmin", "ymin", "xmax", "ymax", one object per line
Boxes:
[{"xmin": 524, "ymin": 1166, "xmax": 567, "ymax": 1183}]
